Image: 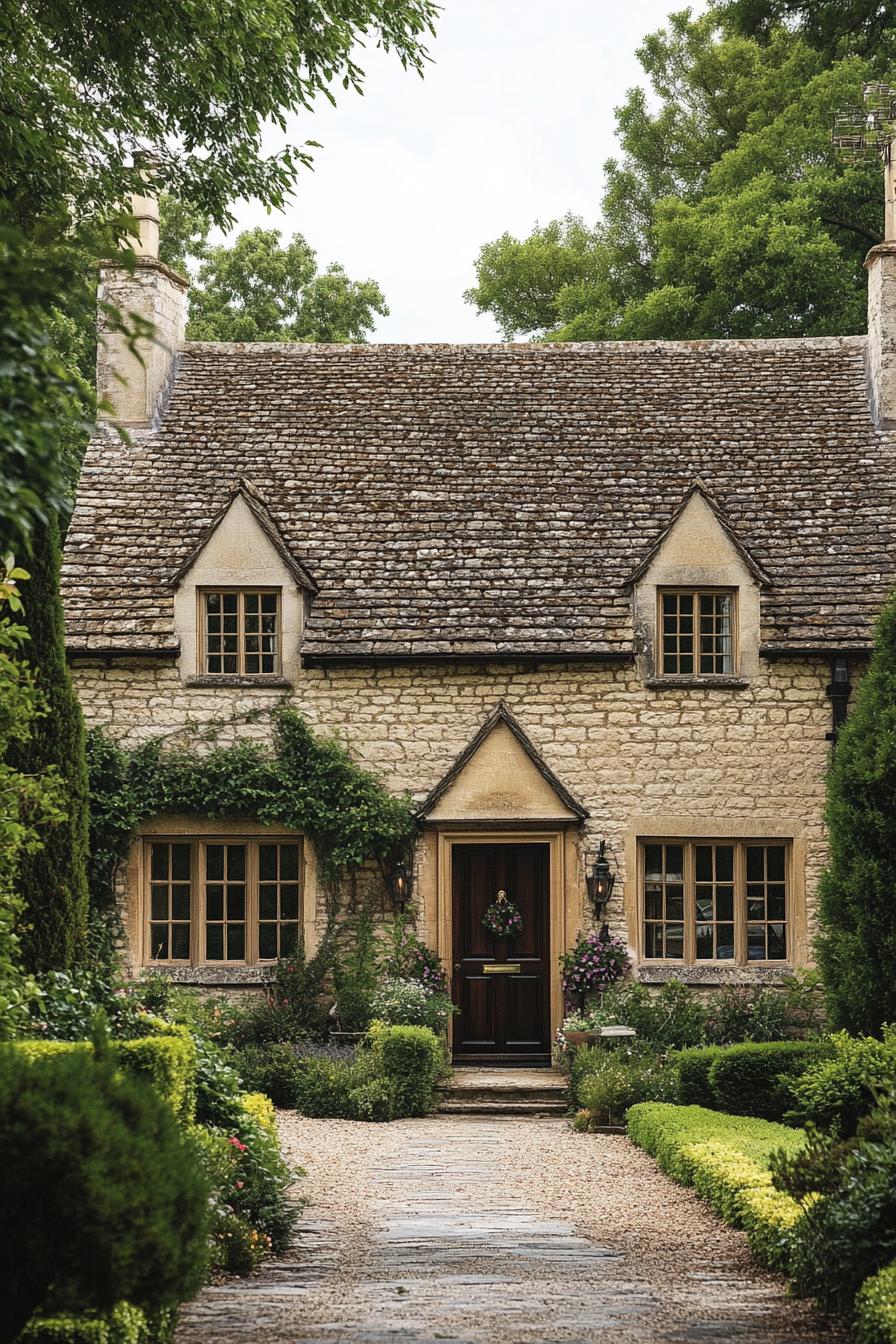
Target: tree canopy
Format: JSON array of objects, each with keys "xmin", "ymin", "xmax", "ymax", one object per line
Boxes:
[
  {"xmin": 168, "ymin": 223, "xmax": 389, "ymax": 343},
  {"xmin": 466, "ymin": 5, "xmax": 888, "ymax": 342},
  {"xmin": 0, "ymin": 0, "xmax": 437, "ymax": 550}
]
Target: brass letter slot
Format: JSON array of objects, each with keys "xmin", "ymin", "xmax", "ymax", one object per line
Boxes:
[{"xmin": 482, "ymin": 963, "xmax": 521, "ymax": 975}]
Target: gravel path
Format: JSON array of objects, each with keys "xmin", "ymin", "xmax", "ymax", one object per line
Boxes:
[{"xmin": 176, "ymin": 1114, "xmax": 847, "ymax": 1344}]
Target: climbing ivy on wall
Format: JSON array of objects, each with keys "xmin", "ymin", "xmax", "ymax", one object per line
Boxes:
[{"xmin": 86, "ymin": 707, "xmax": 416, "ymax": 913}]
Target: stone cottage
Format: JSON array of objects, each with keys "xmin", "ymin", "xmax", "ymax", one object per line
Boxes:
[{"xmin": 61, "ymin": 191, "xmax": 896, "ymax": 1064}]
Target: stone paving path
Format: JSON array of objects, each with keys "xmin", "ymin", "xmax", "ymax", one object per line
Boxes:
[{"xmin": 176, "ymin": 1115, "xmax": 848, "ymax": 1344}]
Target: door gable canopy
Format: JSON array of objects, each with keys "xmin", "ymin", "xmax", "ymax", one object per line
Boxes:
[{"xmin": 418, "ymin": 702, "xmax": 588, "ymax": 823}]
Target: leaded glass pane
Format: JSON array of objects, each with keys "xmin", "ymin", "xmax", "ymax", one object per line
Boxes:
[
  {"xmin": 150, "ymin": 925, "xmax": 169, "ymax": 959},
  {"xmin": 171, "ymin": 924, "xmax": 190, "ymax": 960},
  {"xmin": 259, "ymin": 923, "xmax": 278, "ymax": 960}
]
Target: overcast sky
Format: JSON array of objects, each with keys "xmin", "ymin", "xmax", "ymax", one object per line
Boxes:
[{"xmin": 228, "ymin": 0, "xmax": 682, "ymax": 342}]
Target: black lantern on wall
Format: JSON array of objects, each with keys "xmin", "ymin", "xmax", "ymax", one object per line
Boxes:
[
  {"xmin": 586, "ymin": 840, "xmax": 616, "ymax": 926},
  {"xmin": 393, "ymin": 861, "xmax": 410, "ymax": 905},
  {"xmin": 381, "ymin": 855, "xmax": 413, "ymax": 911}
]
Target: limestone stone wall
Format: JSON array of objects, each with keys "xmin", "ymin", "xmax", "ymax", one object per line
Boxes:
[{"xmin": 74, "ymin": 655, "xmax": 834, "ymax": 986}]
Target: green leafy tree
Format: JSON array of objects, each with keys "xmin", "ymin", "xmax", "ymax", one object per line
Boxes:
[
  {"xmin": 157, "ymin": 194, "xmax": 212, "ymax": 278},
  {"xmin": 1, "ymin": 0, "xmax": 436, "ymax": 548},
  {"xmin": 0, "ymin": 563, "xmax": 64, "ymax": 1036},
  {"xmin": 716, "ymin": 0, "xmax": 896, "ymax": 63},
  {"xmin": 187, "ymin": 228, "xmax": 388, "ymax": 342},
  {"xmin": 10, "ymin": 516, "xmax": 90, "ymax": 972},
  {"xmin": 466, "ymin": 9, "xmax": 886, "ymax": 341},
  {"xmin": 817, "ymin": 594, "xmax": 896, "ymax": 1034}
]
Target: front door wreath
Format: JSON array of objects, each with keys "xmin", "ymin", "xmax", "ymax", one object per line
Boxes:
[{"xmin": 482, "ymin": 889, "xmax": 524, "ymax": 939}]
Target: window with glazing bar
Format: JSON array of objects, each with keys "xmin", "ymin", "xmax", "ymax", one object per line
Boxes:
[
  {"xmin": 659, "ymin": 589, "xmax": 735, "ymax": 676},
  {"xmin": 642, "ymin": 839, "xmax": 788, "ymax": 964},
  {"xmin": 201, "ymin": 589, "xmax": 280, "ymax": 676},
  {"xmin": 146, "ymin": 838, "xmax": 301, "ymax": 964}
]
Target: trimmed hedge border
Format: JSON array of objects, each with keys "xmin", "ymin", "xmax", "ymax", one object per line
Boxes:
[
  {"xmin": 626, "ymin": 1102, "xmax": 804, "ymax": 1270},
  {"xmin": 707, "ymin": 1041, "xmax": 834, "ymax": 1120},
  {"xmin": 671, "ymin": 1040, "xmax": 835, "ymax": 1120},
  {"xmin": 673, "ymin": 1046, "xmax": 726, "ymax": 1108},
  {"xmin": 856, "ymin": 1263, "xmax": 896, "ymax": 1344},
  {"xmin": 14, "ymin": 1027, "xmax": 197, "ymax": 1123}
]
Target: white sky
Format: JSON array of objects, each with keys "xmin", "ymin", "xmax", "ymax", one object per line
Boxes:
[{"xmin": 227, "ymin": 0, "xmax": 682, "ymax": 342}]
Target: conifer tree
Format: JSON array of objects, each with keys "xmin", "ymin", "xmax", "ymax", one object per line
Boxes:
[
  {"xmin": 13, "ymin": 514, "xmax": 89, "ymax": 970},
  {"xmin": 817, "ymin": 594, "xmax": 896, "ymax": 1034}
]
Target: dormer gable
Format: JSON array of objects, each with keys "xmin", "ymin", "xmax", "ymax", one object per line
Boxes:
[
  {"xmin": 629, "ymin": 481, "xmax": 771, "ymax": 684},
  {"xmin": 173, "ymin": 480, "xmax": 315, "ymax": 685},
  {"xmin": 173, "ymin": 479, "xmax": 317, "ymax": 593},
  {"xmin": 629, "ymin": 481, "xmax": 771, "ymax": 591},
  {"xmin": 419, "ymin": 702, "xmax": 588, "ymax": 823}
]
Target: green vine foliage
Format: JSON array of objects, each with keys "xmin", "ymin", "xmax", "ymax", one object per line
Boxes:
[{"xmin": 87, "ymin": 707, "xmax": 416, "ymax": 912}]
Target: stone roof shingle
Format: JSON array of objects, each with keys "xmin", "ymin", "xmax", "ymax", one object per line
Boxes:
[{"xmin": 62, "ymin": 336, "xmax": 896, "ymax": 659}]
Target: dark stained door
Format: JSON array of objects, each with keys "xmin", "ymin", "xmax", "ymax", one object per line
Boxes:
[{"xmin": 451, "ymin": 842, "xmax": 551, "ymax": 1065}]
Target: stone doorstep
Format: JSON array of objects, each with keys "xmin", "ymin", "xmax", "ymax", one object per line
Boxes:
[
  {"xmin": 438, "ymin": 1068, "xmax": 567, "ymax": 1093},
  {"xmin": 437, "ymin": 1100, "xmax": 568, "ymax": 1117},
  {"xmin": 436, "ymin": 1067, "xmax": 569, "ymax": 1116}
]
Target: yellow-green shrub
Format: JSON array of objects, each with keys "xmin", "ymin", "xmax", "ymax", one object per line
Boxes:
[
  {"xmin": 112, "ymin": 1031, "xmax": 196, "ymax": 1125},
  {"xmin": 19, "ymin": 1302, "xmax": 176, "ymax": 1344},
  {"xmin": 13, "ymin": 1032, "xmax": 197, "ymax": 1125},
  {"xmin": 14, "ymin": 1041, "xmax": 90, "ymax": 1062},
  {"xmin": 626, "ymin": 1102, "xmax": 805, "ymax": 1270},
  {"xmin": 856, "ymin": 1263, "xmax": 896, "ymax": 1344},
  {"xmin": 241, "ymin": 1091, "xmax": 276, "ymax": 1133},
  {"xmin": 366, "ymin": 1023, "xmax": 445, "ymax": 1116}
]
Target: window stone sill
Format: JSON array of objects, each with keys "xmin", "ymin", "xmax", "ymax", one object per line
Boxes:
[
  {"xmin": 139, "ymin": 964, "xmax": 275, "ymax": 987},
  {"xmin": 646, "ymin": 676, "xmax": 750, "ymax": 691},
  {"xmin": 185, "ymin": 675, "xmax": 293, "ymax": 689},
  {"xmin": 638, "ymin": 964, "xmax": 794, "ymax": 986}
]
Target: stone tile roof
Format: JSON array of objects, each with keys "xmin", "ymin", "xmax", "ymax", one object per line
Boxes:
[{"xmin": 62, "ymin": 336, "xmax": 896, "ymax": 660}]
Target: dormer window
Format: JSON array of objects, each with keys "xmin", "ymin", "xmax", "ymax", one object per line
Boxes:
[
  {"xmin": 201, "ymin": 588, "xmax": 280, "ymax": 676},
  {"xmin": 659, "ymin": 589, "xmax": 735, "ymax": 677}
]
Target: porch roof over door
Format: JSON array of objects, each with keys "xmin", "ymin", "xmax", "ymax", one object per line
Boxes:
[{"xmin": 417, "ymin": 702, "xmax": 588, "ymax": 824}]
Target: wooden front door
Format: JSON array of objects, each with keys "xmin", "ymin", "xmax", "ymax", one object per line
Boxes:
[{"xmin": 451, "ymin": 842, "xmax": 551, "ymax": 1065}]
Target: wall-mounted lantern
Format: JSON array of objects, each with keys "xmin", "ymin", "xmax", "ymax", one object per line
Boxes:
[
  {"xmin": 382, "ymin": 854, "xmax": 413, "ymax": 911},
  {"xmin": 585, "ymin": 839, "xmax": 616, "ymax": 927}
]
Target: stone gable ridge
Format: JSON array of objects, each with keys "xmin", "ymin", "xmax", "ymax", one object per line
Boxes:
[
  {"xmin": 417, "ymin": 701, "xmax": 589, "ymax": 821},
  {"xmin": 181, "ymin": 335, "xmax": 867, "ymax": 356},
  {"xmin": 62, "ymin": 334, "xmax": 896, "ymax": 658},
  {"xmin": 627, "ymin": 479, "xmax": 773, "ymax": 590}
]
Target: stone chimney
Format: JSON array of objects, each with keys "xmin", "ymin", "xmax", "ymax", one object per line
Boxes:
[
  {"xmin": 865, "ymin": 141, "xmax": 896, "ymax": 429},
  {"xmin": 96, "ymin": 189, "xmax": 189, "ymax": 427}
]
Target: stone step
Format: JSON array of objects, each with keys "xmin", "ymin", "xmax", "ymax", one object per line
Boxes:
[
  {"xmin": 435, "ymin": 1067, "xmax": 569, "ymax": 1117},
  {"xmin": 436, "ymin": 1086, "xmax": 567, "ymax": 1105},
  {"xmin": 437, "ymin": 1099, "xmax": 569, "ymax": 1117}
]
